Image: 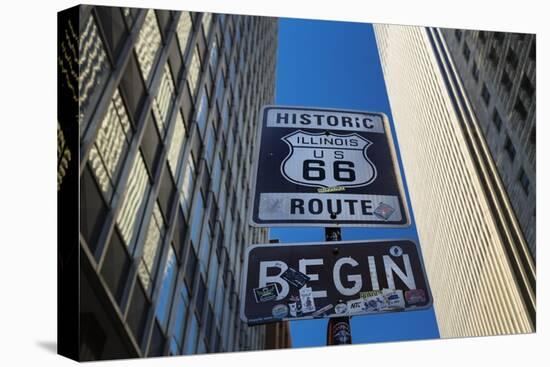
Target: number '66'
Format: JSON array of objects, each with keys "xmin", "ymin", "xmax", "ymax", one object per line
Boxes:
[{"xmin": 302, "ymin": 159, "xmax": 356, "ymax": 182}]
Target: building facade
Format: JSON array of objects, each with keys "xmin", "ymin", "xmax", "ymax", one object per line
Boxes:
[
  {"xmin": 441, "ymin": 29, "xmax": 536, "ymax": 258},
  {"xmin": 373, "ymin": 25, "xmax": 535, "ymax": 338},
  {"xmin": 264, "ymin": 322, "xmax": 292, "ymax": 349},
  {"xmin": 64, "ymin": 5, "xmax": 278, "ymax": 360}
]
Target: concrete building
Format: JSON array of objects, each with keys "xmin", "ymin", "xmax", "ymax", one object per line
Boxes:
[
  {"xmin": 373, "ymin": 24, "xmax": 535, "ymax": 338},
  {"xmin": 441, "ymin": 29, "xmax": 536, "ymax": 258},
  {"xmin": 59, "ymin": 5, "xmax": 278, "ymax": 360}
]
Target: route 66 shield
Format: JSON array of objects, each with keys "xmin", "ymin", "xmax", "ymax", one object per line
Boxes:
[{"xmin": 280, "ymin": 130, "xmax": 377, "ymax": 188}]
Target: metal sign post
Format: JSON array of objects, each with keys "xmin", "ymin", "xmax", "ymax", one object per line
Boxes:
[{"xmin": 325, "ymin": 227, "xmax": 352, "ymax": 345}]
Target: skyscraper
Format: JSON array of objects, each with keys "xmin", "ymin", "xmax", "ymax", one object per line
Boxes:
[
  {"xmin": 441, "ymin": 29, "xmax": 536, "ymax": 258},
  {"xmin": 59, "ymin": 5, "xmax": 278, "ymax": 360},
  {"xmin": 373, "ymin": 25, "xmax": 535, "ymax": 338}
]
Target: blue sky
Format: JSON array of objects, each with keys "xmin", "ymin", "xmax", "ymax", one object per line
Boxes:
[{"xmin": 273, "ymin": 17, "xmax": 440, "ymax": 347}]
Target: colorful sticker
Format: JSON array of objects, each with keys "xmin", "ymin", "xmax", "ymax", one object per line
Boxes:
[
  {"xmin": 405, "ymin": 289, "xmax": 427, "ymax": 305},
  {"xmin": 281, "ymin": 267, "xmax": 311, "ymax": 289},
  {"xmin": 299, "ymin": 287, "xmax": 316, "ymax": 313},
  {"xmin": 374, "ymin": 202, "xmax": 395, "ymax": 220},
  {"xmin": 381, "ymin": 289, "xmax": 405, "ymax": 310},
  {"xmin": 253, "ymin": 283, "xmax": 279, "ymax": 303},
  {"xmin": 272, "ymin": 304, "xmax": 289, "ymax": 318}
]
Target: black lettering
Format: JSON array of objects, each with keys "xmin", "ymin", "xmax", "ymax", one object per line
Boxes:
[
  {"xmin": 276, "ymin": 113, "xmax": 289, "ymax": 124},
  {"xmin": 327, "ymin": 115, "xmax": 339, "ymax": 126},
  {"xmin": 334, "ymin": 151, "xmax": 344, "ymax": 159},
  {"xmin": 313, "ymin": 150, "xmax": 324, "ymax": 158},
  {"xmin": 300, "ymin": 113, "xmax": 311, "ymax": 124},
  {"xmin": 334, "ymin": 138, "xmax": 344, "ymax": 145},
  {"xmin": 309, "ymin": 199, "xmax": 323, "ymax": 214},
  {"xmin": 349, "ymin": 139, "xmax": 358, "ymax": 147},
  {"xmin": 292, "ymin": 113, "xmax": 297, "ymax": 124},
  {"xmin": 313, "ymin": 114, "xmax": 324, "ymax": 125},
  {"xmin": 342, "ymin": 116, "xmax": 353, "ymax": 127},
  {"xmin": 327, "ymin": 199, "xmax": 342, "ymax": 215},
  {"xmin": 290, "ymin": 199, "xmax": 304, "ymax": 214},
  {"xmin": 363, "ymin": 117, "xmax": 374, "ymax": 129},
  {"xmin": 361, "ymin": 200, "xmax": 373, "ymax": 215},
  {"xmin": 344, "ymin": 199, "xmax": 357, "ymax": 215}
]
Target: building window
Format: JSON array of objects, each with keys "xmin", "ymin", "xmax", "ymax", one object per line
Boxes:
[
  {"xmin": 184, "ymin": 314, "xmax": 199, "ymax": 355},
  {"xmin": 481, "ymin": 83, "xmax": 491, "ymax": 106},
  {"xmin": 494, "ymin": 32, "xmax": 505, "ymax": 44},
  {"xmin": 187, "ymin": 46, "xmax": 202, "ymax": 97},
  {"xmin": 156, "ymin": 246, "xmax": 178, "ymax": 329},
  {"xmin": 518, "ymin": 168, "xmax": 530, "ymax": 196},
  {"xmin": 501, "ymin": 70, "xmax": 512, "ymax": 93},
  {"xmin": 462, "ymin": 42, "xmax": 471, "ymax": 62},
  {"xmin": 488, "ymin": 47, "xmax": 498, "ymax": 68},
  {"xmin": 79, "ymin": 15, "xmax": 110, "ymax": 131},
  {"xmin": 167, "ymin": 111, "xmax": 187, "ymax": 177},
  {"xmin": 137, "ymin": 202, "xmax": 165, "ymax": 293},
  {"xmin": 170, "ymin": 285, "xmax": 190, "ymax": 354},
  {"xmin": 196, "ymin": 87, "xmax": 209, "ymax": 137},
  {"xmin": 506, "ymin": 49, "xmax": 519, "ymax": 71},
  {"xmin": 504, "ymin": 137, "xmax": 516, "ymax": 161},
  {"xmin": 478, "ymin": 31, "xmax": 487, "ymax": 44},
  {"xmin": 152, "ymin": 63, "xmax": 176, "ymax": 136},
  {"xmin": 176, "ymin": 12, "xmax": 193, "ymax": 57},
  {"xmin": 135, "ymin": 9, "xmax": 162, "ymax": 82},
  {"xmin": 100, "ymin": 228, "xmax": 130, "ymax": 303},
  {"xmin": 492, "ymin": 109, "xmax": 502, "ymax": 131},
  {"xmin": 88, "ymin": 89, "xmax": 132, "ymax": 201},
  {"xmin": 180, "ymin": 155, "xmax": 196, "ymax": 213},
  {"xmin": 520, "ymin": 75, "xmax": 535, "ymax": 99},
  {"xmin": 471, "ymin": 60, "xmax": 479, "ymax": 82},
  {"xmin": 202, "ymin": 13, "xmax": 213, "ymax": 39},
  {"xmin": 116, "ymin": 152, "xmax": 151, "ymax": 248},
  {"xmin": 190, "ymin": 193, "xmax": 205, "ymax": 250},
  {"xmin": 127, "ymin": 281, "xmax": 150, "ymax": 343},
  {"xmin": 514, "ymin": 98, "xmax": 528, "ymax": 121}
]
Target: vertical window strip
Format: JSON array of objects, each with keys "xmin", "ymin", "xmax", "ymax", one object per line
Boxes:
[
  {"xmin": 79, "ymin": 15, "xmax": 109, "ymax": 127},
  {"xmin": 88, "ymin": 89, "xmax": 131, "ymax": 198},
  {"xmin": 167, "ymin": 111, "xmax": 186, "ymax": 176},
  {"xmin": 202, "ymin": 13, "xmax": 212, "ymax": 38},
  {"xmin": 156, "ymin": 246, "xmax": 178, "ymax": 329},
  {"xmin": 176, "ymin": 12, "xmax": 192, "ymax": 56},
  {"xmin": 187, "ymin": 46, "xmax": 201, "ymax": 97},
  {"xmin": 180, "ymin": 157, "xmax": 196, "ymax": 213},
  {"xmin": 152, "ymin": 63, "xmax": 176, "ymax": 135},
  {"xmin": 135, "ymin": 9, "xmax": 162, "ymax": 82},
  {"xmin": 138, "ymin": 202, "xmax": 165, "ymax": 292},
  {"xmin": 116, "ymin": 153, "xmax": 151, "ymax": 246}
]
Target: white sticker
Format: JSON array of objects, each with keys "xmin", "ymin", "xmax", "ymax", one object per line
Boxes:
[
  {"xmin": 299, "ymin": 287, "xmax": 316, "ymax": 313},
  {"xmin": 334, "ymin": 303, "xmax": 348, "ymax": 314},
  {"xmin": 346, "ymin": 299, "xmax": 366, "ymax": 314},
  {"xmin": 381, "ymin": 289, "xmax": 405, "ymax": 310}
]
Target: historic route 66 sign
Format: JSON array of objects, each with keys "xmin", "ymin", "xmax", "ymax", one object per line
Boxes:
[
  {"xmin": 250, "ymin": 105, "xmax": 409, "ymax": 227},
  {"xmin": 281, "ymin": 130, "xmax": 377, "ymax": 189}
]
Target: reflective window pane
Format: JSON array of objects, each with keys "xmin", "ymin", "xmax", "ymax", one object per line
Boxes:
[
  {"xmin": 196, "ymin": 87, "xmax": 209, "ymax": 136},
  {"xmin": 176, "ymin": 12, "xmax": 193, "ymax": 56},
  {"xmin": 135, "ymin": 9, "xmax": 162, "ymax": 82},
  {"xmin": 137, "ymin": 202, "xmax": 165, "ymax": 292},
  {"xmin": 187, "ymin": 46, "xmax": 201, "ymax": 97},
  {"xmin": 180, "ymin": 156, "xmax": 196, "ymax": 213},
  {"xmin": 152, "ymin": 63, "xmax": 176, "ymax": 136},
  {"xmin": 167, "ymin": 111, "xmax": 187, "ymax": 177},
  {"xmin": 202, "ymin": 13, "xmax": 212, "ymax": 38},
  {"xmin": 183, "ymin": 314, "xmax": 199, "ymax": 355},
  {"xmin": 79, "ymin": 15, "xmax": 110, "ymax": 131},
  {"xmin": 88, "ymin": 89, "xmax": 131, "ymax": 200},
  {"xmin": 155, "ymin": 246, "xmax": 178, "ymax": 329},
  {"xmin": 116, "ymin": 153, "xmax": 151, "ymax": 247}
]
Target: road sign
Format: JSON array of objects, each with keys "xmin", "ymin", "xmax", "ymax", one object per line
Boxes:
[
  {"xmin": 250, "ymin": 105, "xmax": 409, "ymax": 227},
  {"xmin": 240, "ymin": 239, "xmax": 432, "ymax": 325}
]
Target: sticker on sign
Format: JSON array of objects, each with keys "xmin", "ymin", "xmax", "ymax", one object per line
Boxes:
[{"xmin": 250, "ymin": 105, "xmax": 409, "ymax": 227}]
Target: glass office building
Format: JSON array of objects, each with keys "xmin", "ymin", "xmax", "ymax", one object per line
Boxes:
[
  {"xmin": 374, "ymin": 25, "xmax": 535, "ymax": 338},
  {"xmin": 62, "ymin": 5, "xmax": 278, "ymax": 360}
]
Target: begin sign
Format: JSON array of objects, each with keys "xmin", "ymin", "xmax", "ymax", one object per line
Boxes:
[
  {"xmin": 240, "ymin": 239, "xmax": 432, "ymax": 325},
  {"xmin": 250, "ymin": 105, "xmax": 409, "ymax": 227}
]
